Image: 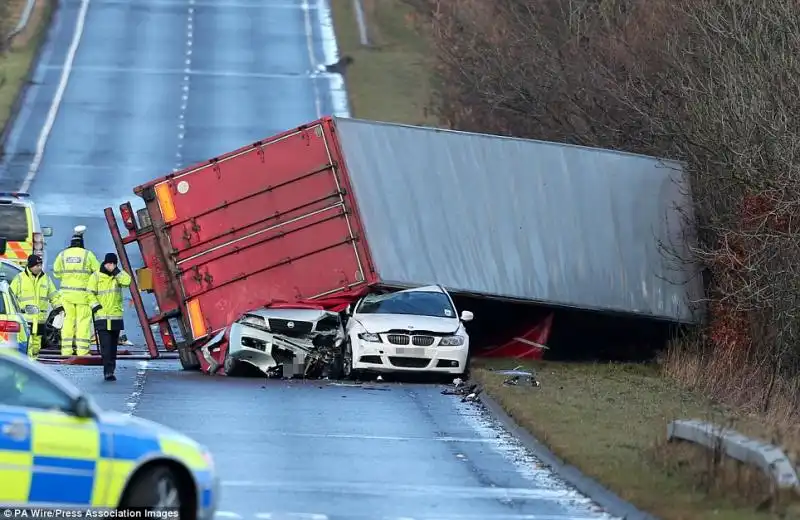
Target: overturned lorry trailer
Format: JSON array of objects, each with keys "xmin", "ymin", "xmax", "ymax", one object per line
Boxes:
[{"xmin": 105, "ymin": 116, "xmax": 702, "ymax": 371}]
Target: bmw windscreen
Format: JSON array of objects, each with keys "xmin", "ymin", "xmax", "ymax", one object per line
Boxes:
[{"xmin": 357, "ymin": 291, "xmax": 456, "ymax": 318}]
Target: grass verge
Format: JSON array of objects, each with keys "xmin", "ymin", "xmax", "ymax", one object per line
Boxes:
[
  {"xmin": 329, "ymin": 0, "xmax": 436, "ymax": 125},
  {"xmin": 329, "ymin": 2, "xmax": 800, "ymax": 519},
  {"xmin": 0, "ymin": 0, "xmax": 53, "ymax": 139},
  {"xmin": 473, "ymin": 359, "xmax": 800, "ymax": 520}
]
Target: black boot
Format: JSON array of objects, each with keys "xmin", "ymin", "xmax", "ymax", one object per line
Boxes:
[{"xmin": 104, "ymin": 373, "xmax": 116, "ymax": 381}]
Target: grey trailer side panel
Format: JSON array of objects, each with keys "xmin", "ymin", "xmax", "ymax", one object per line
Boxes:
[{"xmin": 333, "ymin": 117, "xmax": 702, "ymax": 323}]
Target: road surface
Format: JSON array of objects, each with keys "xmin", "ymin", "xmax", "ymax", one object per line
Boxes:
[
  {"xmin": 2, "ymin": 0, "xmax": 621, "ymax": 518},
  {"xmin": 54, "ymin": 361, "xmax": 616, "ymax": 520}
]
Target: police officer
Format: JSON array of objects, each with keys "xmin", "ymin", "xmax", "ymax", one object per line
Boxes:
[
  {"xmin": 87, "ymin": 253, "xmax": 131, "ymax": 381},
  {"xmin": 9, "ymin": 255, "xmax": 62, "ymax": 360},
  {"xmin": 52, "ymin": 226, "xmax": 100, "ymax": 356}
]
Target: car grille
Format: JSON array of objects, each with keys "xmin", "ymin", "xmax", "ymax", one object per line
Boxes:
[
  {"xmin": 387, "ymin": 334, "xmax": 435, "ymax": 346},
  {"xmin": 387, "ymin": 334, "xmax": 410, "ymax": 345},
  {"xmin": 412, "ymin": 336, "xmax": 434, "ymax": 347},
  {"xmin": 268, "ymin": 318, "xmax": 313, "ymax": 335},
  {"xmin": 389, "ymin": 357, "xmax": 430, "ymax": 368}
]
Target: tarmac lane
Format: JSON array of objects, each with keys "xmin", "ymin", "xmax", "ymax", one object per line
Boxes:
[
  {"xmin": 131, "ymin": 372, "xmax": 619, "ymax": 520},
  {"xmin": 175, "ymin": 0, "xmax": 342, "ymax": 166}
]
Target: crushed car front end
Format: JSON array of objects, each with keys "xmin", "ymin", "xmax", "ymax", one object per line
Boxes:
[{"xmin": 226, "ymin": 307, "xmax": 345, "ymax": 377}]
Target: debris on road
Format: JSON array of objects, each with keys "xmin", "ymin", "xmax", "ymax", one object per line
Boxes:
[
  {"xmin": 499, "ymin": 369, "xmax": 541, "ymax": 388},
  {"xmin": 443, "ymin": 379, "xmax": 483, "ymax": 402}
]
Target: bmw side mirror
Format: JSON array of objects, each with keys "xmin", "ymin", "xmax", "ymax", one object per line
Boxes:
[{"xmin": 460, "ymin": 310, "xmax": 474, "ymax": 322}]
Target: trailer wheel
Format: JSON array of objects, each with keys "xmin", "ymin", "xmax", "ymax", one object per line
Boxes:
[{"xmin": 177, "ymin": 343, "xmax": 201, "ymax": 371}]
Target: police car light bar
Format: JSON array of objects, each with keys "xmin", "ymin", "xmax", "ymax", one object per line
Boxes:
[{"xmin": 0, "ymin": 192, "xmax": 30, "ymax": 198}]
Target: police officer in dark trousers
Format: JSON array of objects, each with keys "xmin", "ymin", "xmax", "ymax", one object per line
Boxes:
[{"xmin": 86, "ymin": 253, "xmax": 132, "ymax": 381}]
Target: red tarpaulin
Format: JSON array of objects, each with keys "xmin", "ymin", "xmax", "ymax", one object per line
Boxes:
[{"xmin": 478, "ymin": 313, "xmax": 554, "ymax": 360}]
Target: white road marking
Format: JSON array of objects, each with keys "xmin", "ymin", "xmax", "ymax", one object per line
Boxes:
[
  {"xmin": 21, "ymin": 0, "xmax": 91, "ymax": 192},
  {"xmin": 179, "ymin": 430, "xmax": 503, "ymax": 444},
  {"xmin": 398, "ymin": 516, "xmax": 608, "ymax": 520},
  {"xmin": 217, "ymin": 514, "xmax": 606, "ymax": 520},
  {"xmin": 315, "ymin": 0, "xmax": 350, "ymax": 117},
  {"xmin": 300, "ymin": 0, "xmax": 322, "ymax": 118},
  {"xmin": 125, "ymin": 361, "xmax": 150, "ymax": 416},
  {"xmin": 41, "ymin": 64, "xmax": 342, "ymax": 80},
  {"xmin": 84, "ymin": 0, "xmax": 316, "ymax": 8},
  {"xmin": 174, "ymin": 0, "xmax": 195, "ymax": 171},
  {"xmin": 220, "ymin": 481, "xmax": 593, "ymax": 502},
  {"xmin": 255, "ymin": 514, "xmax": 328, "ymax": 520}
]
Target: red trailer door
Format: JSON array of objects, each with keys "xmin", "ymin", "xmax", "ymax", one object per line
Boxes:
[{"xmin": 141, "ymin": 120, "xmax": 375, "ymax": 341}]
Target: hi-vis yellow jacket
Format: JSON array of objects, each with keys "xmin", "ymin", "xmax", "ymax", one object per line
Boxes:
[
  {"xmin": 53, "ymin": 247, "xmax": 100, "ymax": 304},
  {"xmin": 86, "ymin": 269, "xmax": 131, "ymax": 331},
  {"xmin": 9, "ymin": 268, "xmax": 61, "ymax": 329}
]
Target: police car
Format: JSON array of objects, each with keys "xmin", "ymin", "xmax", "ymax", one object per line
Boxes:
[
  {"xmin": 0, "ymin": 192, "xmax": 52, "ymax": 269},
  {"xmin": 0, "ymin": 349, "xmax": 218, "ymax": 517},
  {"xmin": 0, "ymin": 258, "xmax": 62, "ymax": 352},
  {"xmin": 0, "ymin": 261, "xmax": 30, "ymax": 355}
]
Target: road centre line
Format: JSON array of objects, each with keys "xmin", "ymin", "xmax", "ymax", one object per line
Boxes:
[
  {"xmin": 21, "ymin": 0, "xmax": 91, "ymax": 192},
  {"xmin": 40, "ymin": 64, "xmax": 339, "ymax": 80},
  {"xmin": 76, "ymin": 0, "xmax": 317, "ymax": 8}
]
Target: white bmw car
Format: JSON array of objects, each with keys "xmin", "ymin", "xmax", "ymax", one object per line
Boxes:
[{"xmin": 342, "ymin": 285, "xmax": 473, "ymax": 378}]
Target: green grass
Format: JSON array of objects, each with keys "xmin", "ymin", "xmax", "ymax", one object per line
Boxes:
[
  {"xmin": 474, "ymin": 359, "xmax": 800, "ymax": 520},
  {"xmin": 0, "ymin": 0, "xmax": 52, "ymax": 137},
  {"xmin": 329, "ymin": 0, "xmax": 437, "ymax": 125}
]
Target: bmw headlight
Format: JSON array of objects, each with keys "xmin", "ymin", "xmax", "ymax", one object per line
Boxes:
[
  {"xmin": 358, "ymin": 332, "xmax": 381, "ymax": 342},
  {"xmin": 439, "ymin": 336, "xmax": 464, "ymax": 346}
]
